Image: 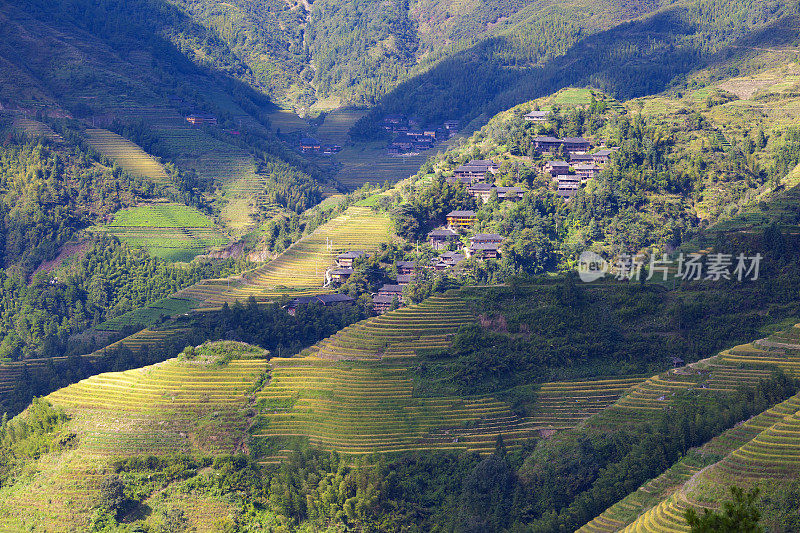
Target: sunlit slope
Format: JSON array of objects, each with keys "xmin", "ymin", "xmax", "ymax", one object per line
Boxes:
[
  {"xmin": 179, "ymin": 205, "xmax": 393, "ymax": 304},
  {"xmin": 252, "ymin": 293, "xmax": 644, "ymax": 458},
  {"xmin": 45, "ymin": 342, "xmax": 267, "ymax": 457},
  {"xmin": 580, "ymin": 390, "xmax": 800, "ymax": 532},
  {"xmin": 0, "ymin": 342, "xmax": 267, "ymax": 531},
  {"xmin": 84, "ymin": 128, "xmax": 170, "ymax": 185}
]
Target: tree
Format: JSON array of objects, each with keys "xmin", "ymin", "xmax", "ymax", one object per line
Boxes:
[{"xmin": 684, "ymin": 486, "xmax": 762, "ymax": 533}]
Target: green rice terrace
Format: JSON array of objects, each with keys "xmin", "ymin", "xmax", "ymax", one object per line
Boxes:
[
  {"xmin": 93, "ymin": 203, "xmax": 229, "ymax": 262},
  {"xmin": 148, "ymin": 116, "xmax": 281, "ymax": 233},
  {"xmin": 0, "ymin": 341, "xmax": 268, "ymax": 532},
  {"xmin": 93, "ymin": 297, "xmax": 199, "ymax": 332}
]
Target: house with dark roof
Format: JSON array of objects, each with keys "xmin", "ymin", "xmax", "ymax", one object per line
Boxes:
[
  {"xmin": 557, "ymin": 174, "xmax": 581, "ymax": 200},
  {"xmin": 396, "ymin": 260, "xmax": 416, "ymax": 275},
  {"xmin": 557, "ymin": 174, "xmax": 581, "ymax": 190},
  {"xmin": 300, "ymin": 137, "xmax": 321, "ymax": 153},
  {"xmin": 396, "ymin": 274, "xmax": 414, "ymax": 286},
  {"xmin": 378, "ymin": 284, "xmax": 404, "ymax": 298},
  {"xmin": 372, "ymin": 293, "xmax": 398, "ymax": 314},
  {"xmin": 592, "ymin": 149, "xmax": 615, "ymax": 164},
  {"xmin": 447, "ymin": 210, "xmax": 477, "ymax": 228},
  {"xmin": 185, "ymin": 113, "xmax": 218, "ymax": 126},
  {"xmin": 574, "ymin": 162, "xmax": 601, "ymax": 180},
  {"xmin": 285, "ymin": 293, "xmax": 355, "ymax": 315},
  {"xmin": 496, "ymin": 186, "xmax": 523, "ymax": 201},
  {"xmin": 471, "ymin": 233, "xmax": 504, "ymax": 244},
  {"xmin": 452, "ymin": 159, "xmax": 499, "ymax": 183},
  {"xmin": 533, "ymin": 136, "xmax": 563, "ymax": 153},
  {"xmin": 321, "ymin": 143, "xmax": 342, "ymax": 155},
  {"xmin": 569, "ymin": 153, "xmax": 594, "ymax": 163},
  {"xmin": 544, "ymin": 160, "xmax": 570, "ymax": 177},
  {"xmin": 337, "ymin": 250, "xmax": 367, "ymax": 268},
  {"xmin": 524, "ymin": 110, "xmax": 549, "ymax": 122},
  {"xmin": 329, "ymin": 268, "xmax": 354, "ymax": 283},
  {"xmin": 562, "ymin": 137, "xmax": 591, "ymax": 153},
  {"xmin": 468, "ymin": 241, "xmax": 502, "ymax": 259},
  {"xmin": 433, "ymin": 251, "xmax": 466, "ymax": 270},
  {"xmin": 428, "ymin": 227, "xmax": 459, "ymax": 250}
]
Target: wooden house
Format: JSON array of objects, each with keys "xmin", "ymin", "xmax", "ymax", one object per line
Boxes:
[
  {"xmin": 557, "ymin": 174, "xmax": 581, "ymax": 200},
  {"xmin": 428, "ymin": 228, "xmax": 459, "ymax": 250},
  {"xmin": 446, "ymin": 210, "xmax": 477, "ymax": 228},
  {"xmin": 468, "ymin": 182, "xmax": 495, "ymax": 203},
  {"xmin": 433, "ymin": 251, "xmax": 465, "ymax": 270},
  {"xmin": 533, "ymin": 136, "xmax": 563, "ymax": 153},
  {"xmin": 569, "ymin": 153, "xmax": 594, "ymax": 163},
  {"xmin": 300, "ymin": 137, "xmax": 322, "ymax": 153},
  {"xmin": 468, "ymin": 242, "xmax": 501, "ymax": 259},
  {"xmin": 524, "ymin": 110, "xmax": 549, "ymax": 123},
  {"xmin": 544, "ymin": 160, "xmax": 570, "ymax": 177},
  {"xmin": 452, "ymin": 159, "xmax": 498, "ymax": 183},
  {"xmin": 330, "ymin": 268, "xmax": 354, "ymax": 283},
  {"xmin": 562, "ymin": 137, "xmax": 591, "ymax": 153},
  {"xmin": 372, "ymin": 293, "xmax": 397, "ymax": 314},
  {"xmin": 496, "ymin": 186, "xmax": 523, "ymax": 201},
  {"xmin": 471, "ymin": 233, "xmax": 504, "ymax": 245},
  {"xmin": 186, "ymin": 113, "xmax": 218, "ymax": 126},
  {"xmin": 337, "ymin": 250, "xmax": 367, "ymax": 268},
  {"xmin": 574, "ymin": 162, "xmax": 601, "ymax": 180},
  {"xmin": 592, "ymin": 149, "xmax": 614, "ymax": 164},
  {"xmin": 396, "ymin": 261, "xmax": 416, "ymax": 275}
]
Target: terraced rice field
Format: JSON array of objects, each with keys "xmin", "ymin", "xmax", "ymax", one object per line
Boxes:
[
  {"xmin": 150, "ymin": 118, "xmax": 279, "ymax": 232},
  {"xmin": 46, "ymin": 345, "xmax": 268, "ymax": 457},
  {"xmin": 180, "ymin": 206, "xmax": 392, "ymax": 305},
  {"xmin": 95, "ymin": 297, "xmax": 198, "ymax": 332},
  {"xmin": 528, "ymin": 377, "xmax": 646, "ymax": 429},
  {"xmin": 718, "ymin": 324, "xmax": 800, "ymax": 375},
  {"xmin": 84, "ymin": 128, "xmax": 170, "ymax": 185},
  {"xmin": 0, "ymin": 343, "xmax": 267, "ymax": 531},
  {"xmin": 578, "ymin": 324, "xmax": 800, "ymax": 533},
  {"xmin": 252, "ymin": 295, "xmax": 644, "ymax": 458},
  {"xmin": 96, "ymin": 203, "xmax": 229, "ymax": 262},
  {"xmin": 582, "ymin": 389, "xmax": 800, "ymax": 532},
  {"xmin": 316, "ymin": 109, "xmax": 367, "ymax": 145},
  {"xmin": 267, "ymin": 109, "xmax": 310, "ymax": 135},
  {"xmin": 602, "ymin": 358, "xmax": 778, "ymax": 422},
  {"xmin": 335, "ymin": 144, "xmax": 431, "ymax": 189},
  {"xmin": 11, "ymin": 117, "xmax": 64, "ymax": 143}
]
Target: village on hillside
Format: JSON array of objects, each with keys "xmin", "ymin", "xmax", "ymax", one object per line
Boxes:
[{"xmin": 284, "ymin": 106, "xmax": 622, "ymax": 316}]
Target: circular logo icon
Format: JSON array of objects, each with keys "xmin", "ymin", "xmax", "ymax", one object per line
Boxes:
[{"xmin": 577, "ymin": 251, "xmax": 608, "ymax": 282}]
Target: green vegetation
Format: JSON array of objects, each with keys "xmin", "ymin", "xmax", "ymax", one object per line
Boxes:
[
  {"xmin": 95, "ymin": 203, "xmax": 229, "ymax": 262},
  {"xmin": 685, "ymin": 486, "xmax": 762, "ymax": 532}
]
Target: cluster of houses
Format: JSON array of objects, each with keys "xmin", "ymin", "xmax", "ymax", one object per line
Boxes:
[
  {"xmin": 446, "ymin": 159, "xmax": 524, "ymax": 203},
  {"xmin": 385, "ymin": 115, "xmax": 460, "ymax": 155},
  {"xmin": 544, "ymin": 148, "xmax": 616, "ymax": 200},
  {"xmin": 428, "ymin": 223, "xmax": 504, "ymax": 260},
  {"xmin": 299, "ymin": 136, "xmax": 343, "ymax": 156},
  {"xmin": 287, "ymin": 225, "xmax": 508, "ymax": 315}
]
